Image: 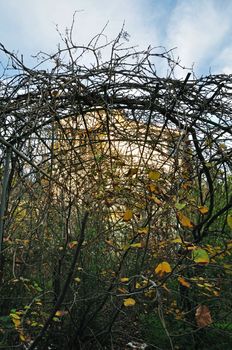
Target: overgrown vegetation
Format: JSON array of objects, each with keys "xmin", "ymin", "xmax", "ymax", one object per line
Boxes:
[{"xmin": 0, "ymin": 25, "xmax": 232, "ymax": 349}]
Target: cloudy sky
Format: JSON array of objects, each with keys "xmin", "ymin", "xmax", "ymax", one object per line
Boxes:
[{"xmin": 1, "ymin": 0, "xmax": 232, "ymax": 77}]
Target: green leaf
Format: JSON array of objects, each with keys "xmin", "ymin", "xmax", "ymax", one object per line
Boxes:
[
  {"xmin": 227, "ymin": 215, "xmax": 232, "ymax": 229},
  {"xmin": 192, "ymin": 248, "xmax": 210, "ymax": 265},
  {"xmin": 175, "ymin": 202, "xmax": 186, "ymax": 210}
]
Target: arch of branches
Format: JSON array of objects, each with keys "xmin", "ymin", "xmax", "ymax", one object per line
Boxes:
[{"xmin": 0, "ymin": 31, "xmax": 232, "ymax": 349}]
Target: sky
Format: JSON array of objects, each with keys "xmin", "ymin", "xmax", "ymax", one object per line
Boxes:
[{"xmin": 1, "ymin": 0, "xmax": 232, "ymax": 78}]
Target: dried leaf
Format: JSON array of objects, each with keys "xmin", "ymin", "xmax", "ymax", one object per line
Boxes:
[
  {"xmin": 178, "ymin": 276, "xmax": 190, "ymax": 288},
  {"xmin": 51, "ymin": 90, "xmax": 60, "ymax": 97},
  {"xmin": 123, "ymin": 298, "xmax": 136, "ymax": 307},
  {"xmin": 177, "ymin": 212, "xmax": 194, "ymax": 228},
  {"xmin": 155, "ymin": 262, "xmax": 172, "ymax": 276},
  {"xmin": 126, "ymin": 168, "xmax": 138, "ymax": 176},
  {"xmin": 105, "ymin": 239, "xmax": 114, "ymax": 247},
  {"xmin": 195, "ymin": 305, "xmax": 212, "ymax": 327},
  {"xmin": 123, "ymin": 209, "xmax": 133, "ymax": 222},
  {"xmin": 162, "ymin": 283, "xmax": 170, "ymax": 292}
]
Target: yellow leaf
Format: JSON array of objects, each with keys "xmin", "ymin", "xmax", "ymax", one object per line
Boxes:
[
  {"xmin": 22, "ymin": 240, "xmax": 29, "ymax": 245},
  {"xmin": 138, "ymin": 227, "xmax": 148, "ymax": 235},
  {"xmin": 198, "ymin": 206, "xmax": 209, "ymax": 215},
  {"xmin": 68, "ymin": 241, "xmax": 78, "ymax": 249},
  {"xmin": 145, "ymin": 289, "xmax": 155, "ymax": 298},
  {"xmin": 74, "ymin": 277, "xmax": 81, "ymax": 283},
  {"xmin": 135, "ymin": 202, "xmax": 146, "ymax": 209},
  {"xmin": 150, "ymin": 195, "xmax": 162, "ymax": 206},
  {"xmin": 223, "ymin": 264, "xmax": 232, "ymax": 269},
  {"xmin": 55, "ymin": 310, "xmax": 68, "ymax": 317},
  {"xmin": 227, "ymin": 215, "xmax": 232, "ymax": 229},
  {"xmin": 178, "ymin": 276, "xmax": 190, "ymax": 288},
  {"xmin": 155, "ymin": 262, "xmax": 172, "ymax": 276},
  {"xmin": 123, "ymin": 298, "xmax": 136, "ymax": 307},
  {"xmin": 177, "ymin": 212, "xmax": 194, "ymax": 228},
  {"xmin": 15, "ymin": 311, "xmax": 24, "ymax": 316},
  {"xmin": 55, "ymin": 311, "xmax": 63, "ymax": 317},
  {"xmin": 120, "ymin": 277, "xmax": 129, "ymax": 282},
  {"xmin": 10, "ymin": 313, "xmax": 20, "ymax": 320},
  {"xmin": 187, "ymin": 245, "xmax": 196, "ymax": 250},
  {"xmin": 148, "ymin": 170, "xmax": 161, "ymax": 181},
  {"xmin": 204, "ymin": 282, "xmax": 213, "ymax": 287},
  {"xmin": 123, "ymin": 209, "xmax": 133, "ymax": 222},
  {"xmin": 122, "ymin": 244, "xmax": 130, "ymax": 251},
  {"xmin": 223, "ymin": 264, "xmax": 232, "ymax": 274},
  {"xmin": 148, "ymin": 184, "xmax": 158, "ymax": 193},
  {"xmin": 12, "ymin": 318, "xmax": 21, "ymax": 328},
  {"xmin": 171, "ymin": 237, "xmax": 183, "ymax": 244},
  {"xmin": 19, "ymin": 333, "xmax": 26, "ymax": 342},
  {"xmin": 213, "ymin": 290, "xmax": 220, "ymax": 296},
  {"xmin": 130, "ymin": 242, "xmax": 142, "ymax": 248}
]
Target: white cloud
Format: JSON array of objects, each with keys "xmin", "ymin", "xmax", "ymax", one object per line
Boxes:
[
  {"xmin": 212, "ymin": 46, "xmax": 232, "ymax": 74},
  {"xmin": 166, "ymin": 0, "xmax": 232, "ymax": 76},
  {"xmin": 0, "ymin": 0, "xmax": 159, "ymax": 58},
  {"xmin": 1, "ymin": 0, "xmax": 232, "ymax": 76}
]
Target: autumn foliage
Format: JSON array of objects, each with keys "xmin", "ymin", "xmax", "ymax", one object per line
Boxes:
[{"xmin": 0, "ymin": 28, "xmax": 232, "ymax": 349}]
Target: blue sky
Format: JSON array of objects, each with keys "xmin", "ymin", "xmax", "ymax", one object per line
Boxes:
[{"xmin": 1, "ymin": 0, "xmax": 232, "ymax": 77}]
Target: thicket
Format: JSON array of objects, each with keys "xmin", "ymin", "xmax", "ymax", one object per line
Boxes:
[{"xmin": 0, "ymin": 26, "xmax": 232, "ymax": 349}]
